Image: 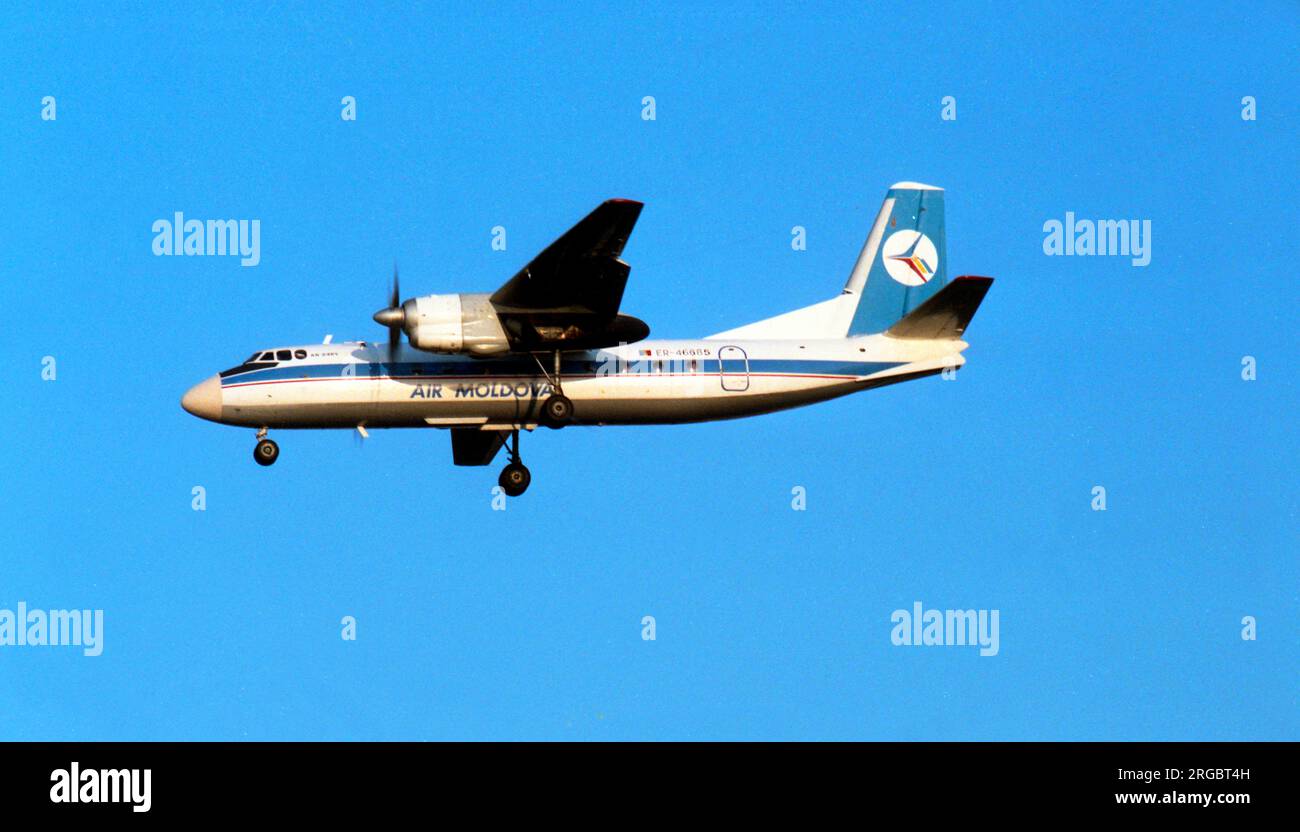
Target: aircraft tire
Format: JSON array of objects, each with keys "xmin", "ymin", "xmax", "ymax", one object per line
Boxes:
[
  {"xmin": 254, "ymin": 438, "xmax": 280, "ymax": 466},
  {"xmin": 542, "ymin": 394, "xmax": 573, "ymax": 428},
  {"xmin": 499, "ymin": 462, "xmax": 531, "ymax": 496}
]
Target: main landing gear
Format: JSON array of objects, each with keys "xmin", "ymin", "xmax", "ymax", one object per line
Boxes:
[
  {"xmin": 253, "ymin": 427, "xmax": 279, "ymax": 467},
  {"xmin": 498, "ymin": 430, "xmax": 531, "ymax": 497},
  {"xmin": 543, "ymin": 393, "xmax": 573, "ymax": 426},
  {"xmin": 533, "ymin": 350, "xmax": 573, "ymax": 429}
]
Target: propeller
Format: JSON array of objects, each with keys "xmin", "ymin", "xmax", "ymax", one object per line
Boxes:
[{"xmin": 372, "ymin": 263, "xmax": 405, "ymax": 363}]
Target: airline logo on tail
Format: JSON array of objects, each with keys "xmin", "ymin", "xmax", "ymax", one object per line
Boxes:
[{"xmin": 882, "ymin": 230, "xmax": 939, "ymax": 286}]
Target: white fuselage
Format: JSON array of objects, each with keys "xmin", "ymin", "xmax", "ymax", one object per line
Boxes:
[{"xmin": 187, "ymin": 335, "xmax": 967, "ymax": 431}]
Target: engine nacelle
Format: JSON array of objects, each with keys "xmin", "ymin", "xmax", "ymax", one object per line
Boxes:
[{"xmin": 404, "ymin": 293, "xmax": 510, "ymax": 356}]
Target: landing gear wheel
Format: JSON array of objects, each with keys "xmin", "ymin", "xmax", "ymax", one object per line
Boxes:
[
  {"xmin": 499, "ymin": 462, "xmax": 531, "ymax": 496},
  {"xmin": 543, "ymin": 394, "xmax": 573, "ymax": 428},
  {"xmin": 254, "ymin": 438, "xmax": 279, "ymax": 466}
]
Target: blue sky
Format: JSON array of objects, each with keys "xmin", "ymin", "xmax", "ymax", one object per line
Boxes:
[{"xmin": 1, "ymin": 2, "xmax": 1295, "ymax": 740}]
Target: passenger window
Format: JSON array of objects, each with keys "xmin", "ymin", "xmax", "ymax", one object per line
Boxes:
[
  {"xmin": 277, "ymin": 350, "xmax": 292, "ymax": 361},
  {"xmin": 294, "ymin": 349, "xmax": 307, "ymax": 359}
]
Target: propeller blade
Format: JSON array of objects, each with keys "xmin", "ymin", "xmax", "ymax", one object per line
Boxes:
[
  {"xmin": 371, "ymin": 263, "xmax": 404, "ymax": 364},
  {"xmin": 388, "ymin": 264, "xmax": 400, "ymax": 363}
]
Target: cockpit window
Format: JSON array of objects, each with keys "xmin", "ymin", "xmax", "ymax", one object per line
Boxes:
[
  {"xmin": 222, "ymin": 351, "xmax": 279, "ymax": 379},
  {"xmin": 276, "ymin": 349, "xmax": 292, "ymax": 361},
  {"xmin": 294, "ymin": 349, "xmax": 307, "ymax": 359}
]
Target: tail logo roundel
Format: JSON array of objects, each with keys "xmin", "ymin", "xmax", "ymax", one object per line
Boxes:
[{"xmin": 881, "ymin": 230, "xmax": 939, "ymax": 286}]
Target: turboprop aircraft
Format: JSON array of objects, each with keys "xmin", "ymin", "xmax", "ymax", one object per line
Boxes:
[{"xmin": 182, "ymin": 182, "xmax": 993, "ymax": 496}]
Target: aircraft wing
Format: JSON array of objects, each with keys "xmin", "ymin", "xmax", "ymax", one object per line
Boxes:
[
  {"xmin": 492, "ymin": 199, "xmax": 642, "ymax": 316},
  {"xmin": 489, "ymin": 200, "xmax": 650, "ymax": 350}
]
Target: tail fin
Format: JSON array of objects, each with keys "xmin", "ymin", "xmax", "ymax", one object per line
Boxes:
[
  {"xmin": 706, "ymin": 181, "xmax": 962, "ymax": 342},
  {"xmin": 844, "ymin": 182, "xmax": 949, "ymax": 335}
]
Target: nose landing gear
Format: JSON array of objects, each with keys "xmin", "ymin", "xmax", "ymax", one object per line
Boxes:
[
  {"xmin": 253, "ymin": 428, "xmax": 279, "ymax": 466},
  {"xmin": 498, "ymin": 430, "xmax": 530, "ymax": 497}
]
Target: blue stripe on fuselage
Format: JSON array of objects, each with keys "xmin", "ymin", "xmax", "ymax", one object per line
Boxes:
[{"xmin": 220, "ymin": 359, "xmax": 904, "ymax": 386}]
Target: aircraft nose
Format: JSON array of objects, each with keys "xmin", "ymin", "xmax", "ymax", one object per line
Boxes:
[{"xmin": 181, "ymin": 375, "xmax": 223, "ymax": 421}]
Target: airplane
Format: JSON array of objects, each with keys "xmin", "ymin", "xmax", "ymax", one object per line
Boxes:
[{"xmin": 182, "ymin": 182, "xmax": 993, "ymax": 497}]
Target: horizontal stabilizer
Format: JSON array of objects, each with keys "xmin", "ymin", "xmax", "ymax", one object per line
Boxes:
[{"xmin": 886, "ymin": 276, "xmax": 993, "ymax": 339}]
